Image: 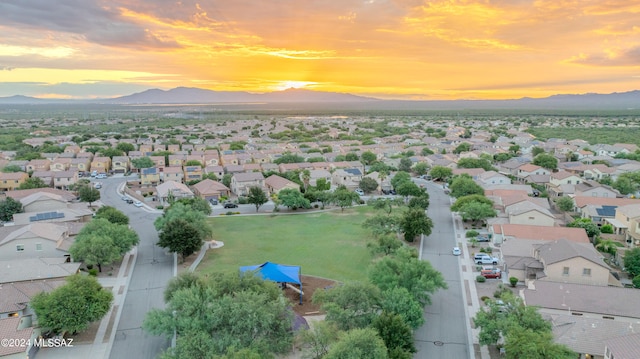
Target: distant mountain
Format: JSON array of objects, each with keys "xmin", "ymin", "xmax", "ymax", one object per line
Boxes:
[
  {"xmin": 0, "ymin": 88, "xmax": 637, "ymax": 110},
  {"xmin": 106, "ymin": 87, "xmax": 376, "ymax": 104}
]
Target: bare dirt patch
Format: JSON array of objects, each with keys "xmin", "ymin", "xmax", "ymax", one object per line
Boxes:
[{"xmin": 283, "ymin": 275, "xmax": 336, "ymax": 316}]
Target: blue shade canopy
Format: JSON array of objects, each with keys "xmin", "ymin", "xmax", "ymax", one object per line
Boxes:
[{"xmin": 239, "ymin": 262, "xmax": 301, "ymax": 285}]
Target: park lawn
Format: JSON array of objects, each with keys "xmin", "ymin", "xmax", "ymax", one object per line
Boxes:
[{"xmin": 197, "ymin": 206, "xmax": 374, "ymax": 282}]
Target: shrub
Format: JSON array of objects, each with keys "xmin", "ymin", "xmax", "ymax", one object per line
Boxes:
[
  {"xmin": 466, "ymin": 230, "xmax": 479, "ymax": 238},
  {"xmin": 632, "ymin": 276, "xmax": 640, "ymax": 289},
  {"xmin": 88, "ymin": 268, "xmax": 98, "ymax": 276},
  {"xmin": 480, "ymin": 296, "xmax": 490, "ymax": 303},
  {"xmin": 225, "ymin": 211, "xmax": 235, "ymax": 215},
  {"xmin": 156, "ymin": 205, "xmax": 164, "ymax": 210},
  {"xmin": 493, "ymin": 284, "xmax": 510, "ymax": 298},
  {"xmin": 476, "ymin": 275, "xmax": 486, "ymax": 283},
  {"xmin": 509, "ymin": 277, "xmax": 518, "ymax": 287},
  {"xmin": 237, "ymin": 196, "xmax": 248, "ymax": 204}
]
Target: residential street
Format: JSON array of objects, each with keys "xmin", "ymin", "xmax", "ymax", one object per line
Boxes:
[
  {"xmin": 414, "ymin": 179, "xmax": 472, "ymax": 359},
  {"xmin": 96, "ymin": 177, "xmax": 174, "ymax": 359}
]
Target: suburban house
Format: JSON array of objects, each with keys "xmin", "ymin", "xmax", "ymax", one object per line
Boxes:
[
  {"xmin": 532, "ymin": 239, "xmax": 612, "ymax": 286},
  {"xmin": 112, "ymin": 156, "xmax": 130, "ymax": 174},
  {"xmin": 264, "ymin": 174, "xmax": 300, "ymax": 195},
  {"xmin": 168, "ymin": 154, "xmax": 186, "ymax": 167},
  {"xmin": 0, "ymin": 222, "xmax": 75, "ymax": 261},
  {"xmin": 183, "ymin": 165, "xmax": 203, "ymax": 183},
  {"xmin": 140, "ymin": 167, "xmax": 161, "ymax": 186},
  {"xmin": 52, "ymin": 171, "xmax": 78, "ymax": 190},
  {"xmin": 0, "ymin": 316, "xmax": 40, "ymax": 358},
  {"xmin": 574, "ymin": 181, "xmax": 619, "ymax": 198},
  {"xmin": 70, "ymin": 157, "xmax": 91, "ymax": 174},
  {"xmin": 191, "ymin": 179, "xmax": 230, "ymax": 201},
  {"xmin": 504, "ymin": 200, "xmax": 556, "ymax": 227},
  {"xmin": 156, "ymin": 181, "xmax": 194, "ymax": 205},
  {"xmin": 476, "ymin": 170, "xmax": 511, "ymax": 186},
  {"xmin": 0, "ymin": 172, "xmax": 29, "ymax": 191},
  {"xmin": 604, "ymin": 333, "xmax": 640, "ymax": 359},
  {"xmin": 162, "ymin": 166, "xmax": 184, "ymax": 183},
  {"xmin": 307, "ymin": 169, "xmax": 332, "ymax": 188},
  {"xmin": 26, "ymin": 159, "xmax": 51, "ymax": 172},
  {"xmin": 611, "ymin": 204, "xmax": 640, "ymax": 247},
  {"xmin": 149, "ymin": 156, "xmax": 166, "ymax": 172},
  {"xmin": 50, "ymin": 157, "xmax": 72, "ymax": 171},
  {"xmin": 332, "ymin": 168, "xmax": 363, "ymax": 189},
  {"xmin": 490, "ymin": 223, "xmax": 590, "ymax": 244},
  {"xmin": 31, "ymin": 171, "xmax": 54, "ymax": 187},
  {"xmin": 90, "ymin": 156, "xmax": 111, "ymax": 174},
  {"xmin": 523, "ymin": 280, "xmax": 640, "ymax": 357},
  {"xmin": 230, "ymin": 172, "xmax": 265, "ymax": 196},
  {"xmin": 363, "ymin": 171, "xmax": 392, "ymax": 193},
  {"xmin": 515, "ymin": 163, "xmax": 550, "ymax": 181},
  {"xmin": 204, "ymin": 165, "xmax": 224, "ymax": 179}
]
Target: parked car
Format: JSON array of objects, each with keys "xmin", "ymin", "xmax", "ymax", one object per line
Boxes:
[
  {"xmin": 452, "ymin": 247, "xmax": 461, "ymax": 256},
  {"xmin": 125, "ymin": 199, "xmax": 134, "ymax": 204},
  {"xmin": 134, "ymin": 201, "xmax": 143, "ymax": 207},
  {"xmin": 94, "ymin": 183, "xmax": 102, "ymax": 189},
  {"xmin": 476, "ymin": 235, "xmax": 490, "ymax": 242},
  {"xmin": 481, "ymin": 268, "xmax": 502, "ymax": 279},
  {"xmin": 121, "ymin": 196, "xmax": 129, "ymax": 201},
  {"xmin": 96, "ymin": 173, "xmax": 108, "ymax": 179},
  {"xmin": 474, "ymin": 253, "xmax": 499, "ymax": 265},
  {"xmin": 223, "ymin": 202, "xmax": 238, "ymax": 209},
  {"xmin": 382, "ymin": 189, "xmax": 396, "ymax": 195},
  {"xmin": 355, "ymin": 188, "xmax": 364, "ymax": 196}
]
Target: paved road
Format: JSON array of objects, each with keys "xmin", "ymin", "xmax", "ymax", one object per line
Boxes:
[
  {"xmin": 93, "ymin": 177, "xmax": 174, "ymax": 359},
  {"xmin": 414, "ymin": 179, "xmax": 471, "ymax": 359}
]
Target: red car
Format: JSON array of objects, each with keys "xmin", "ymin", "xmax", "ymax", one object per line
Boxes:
[{"xmin": 481, "ymin": 269, "xmax": 502, "ymax": 279}]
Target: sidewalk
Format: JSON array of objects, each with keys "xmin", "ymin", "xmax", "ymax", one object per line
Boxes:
[{"xmin": 453, "ymin": 214, "xmax": 492, "ymax": 359}]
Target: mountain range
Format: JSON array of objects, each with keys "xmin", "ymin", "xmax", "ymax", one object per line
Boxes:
[{"xmin": 0, "ymin": 87, "xmax": 638, "ymax": 110}]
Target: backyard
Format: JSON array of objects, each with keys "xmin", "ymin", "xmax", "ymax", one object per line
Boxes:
[{"xmin": 196, "ymin": 206, "xmax": 374, "ymax": 282}]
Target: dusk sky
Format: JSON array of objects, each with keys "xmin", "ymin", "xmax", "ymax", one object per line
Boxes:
[{"xmin": 1, "ymin": 0, "xmax": 639, "ymax": 100}]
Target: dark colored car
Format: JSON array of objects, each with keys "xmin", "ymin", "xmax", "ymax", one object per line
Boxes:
[
  {"xmin": 125, "ymin": 199, "xmax": 134, "ymax": 204},
  {"xmin": 476, "ymin": 235, "xmax": 491, "ymax": 242},
  {"xmin": 223, "ymin": 202, "xmax": 238, "ymax": 208}
]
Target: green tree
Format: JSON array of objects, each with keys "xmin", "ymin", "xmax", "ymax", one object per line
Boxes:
[
  {"xmin": 278, "ymin": 188, "xmax": 310, "ymax": 209},
  {"xmin": 359, "ymin": 177, "xmax": 379, "ymax": 193},
  {"xmin": 31, "ymin": 275, "xmax": 113, "ymax": 335},
  {"xmin": 373, "ymin": 312, "xmax": 416, "ymax": 359},
  {"xmin": 361, "ymin": 151, "xmax": 377, "ymax": 166},
  {"xmin": 624, "ymin": 247, "xmax": 640, "ymax": 277},
  {"xmin": 274, "ymin": 153, "xmax": 305, "ymax": 164},
  {"xmin": 555, "ymin": 196, "xmax": 574, "ymax": 212},
  {"xmin": 368, "ymin": 233, "xmax": 403, "ymax": 256},
  {"xmin": 331, "ymin": 186, "xmax": 360, "ymax": 212},
  {"xmin": 297, "ymin": 321, "xmax": 341, "ymax": 359},
  {"xmin": 453, "ymin": 142, "xmax": 471, "ymax": 154},
  {"xmin": 363, "ymin": 214, "xmax": 402, "ymax": 238},
  {"xmin": 115, "ymin": 142, "xmax": 135, "ymax": 154},
  {"xmin": 458, "ymin": 202, "xmax": 496, "ymax": 222},
  {"xmin": 413, "ymin": 162, "xmax": 429, "ymax": 176},
  {"xmin": 396, "ymin": 181, "xmax": 424, "ymax": 199},
  {"xmin": 421, "ymin": 147, "xmax": 434, "ymax": 156},
  {"xmin": 600, "ymin": 223, "xmax": 614, "ymax": 234},
  {"xmin": 324, "ymin": 328, "xmax": 388, "ymax": 359},
  {"xmin": 313, "ymin": 281, "xmax": 381, "ymax": 331},
  {"xmin": 451, "ymin": 194, "xmax": 493, "ymax": 212},
  {"xmin": 164, "ymin": 272, "xmax": 205, "ymax": 303},
  {"xmin": 222, "ymin": 173, "xmax": 233, "ymax": 188},
  {"xmin": 531, "ymin": 146, "xmax": 545, "ymax": 156},
  {"xmin": 449, "ymin": 176, "xmax": 485, "ymax": 198},
  {"xmin": 18, "ymin": 177, "xmax": 48, "ymax": 190},
  {"xmin": 1, "ymin": 164, "xmax": 23, "ymax": 173},
  {"xmin": 407, "ymin": 192, "xmax": 430, "ymax": 210},
  {"xmin": 143, "ymin": 273, "xmax": 293, "ymax": 357},
  {"xmin": 504, "ymin": 326, "xmax": 575, "ymax": 359},
  {"xmin": 429, "ymin": 166, "xmax": 452, "ymax": 181},
  {"xmin": 0, "ymin": 197, "xmax": 23, "ymax": 221},
  {"xmin": 70, "ymin": 233, "xmax": 122, "ymax": 272},
  {"xmin": 390, "ymin": 171, "xmax": 411, "ymax": 189},
  {"xmin": 78, "ymin": 185, "xmax": 101, "ymax": 207},
  {"xmin": 400, "ymin": 207, "xmax": 433, "ymax": 242},
  {"xmin": 95, "ymin": 206, "xmax": 129, "ymax": 225},
  {"xmin": 369, "ymin": 247, "xmax": 446, "ymax": 305},
  {"xmin": 508, "ymin": 144, "xmax": 521, "ymax": 155},
  {"xmin": 494, "ymin": 153, "xmax": 513, "ymax": 162},
  {"xmin": 100, "ymin": 147, "xmax": 124, "ymax": 159},
  {"xmin": 595, "ymin": 239, "xmax": 619, "ymax": 256},
  {"xmin": 398, "ymin": 158, "xmax": 413, "ymax": 172},
  {"xmin": 247, "ymin": 186, "xmax": 268, "ymax": 212},
  {"xmin": 154, "ymin": 203, "xmax": 212, "ymax": 239},
  {"xmin": 567, "ymin": 218, "xmax": 600, "ymax": 239},
  {"xmin": 380, "ymin": 287, "xmax": 424, "ymax": 329},
  {"xmin": 345, "ymin": 152, "xmax": 359, "ymax": 161},
  {"xmin": 158, "ymin": 218, "xmax": 205, "ymax": 262},
  {"xmin": 457, "ymin": 158, "xmax": 494, "ymax": 171},
  {"xmin": 131, "ymin": 156, "xmax": 155, "ymax": 169},
  {"xmin": 532, "ymin": 153, "xmax": 558, "ymax": 170},
  {"xmin": 174, "ymin": 197, "xmax": 212, "ymax": 215},
  {"xmin": 613, "ymin": 176, "xmax": 637, "ymax": 195},
  {"xmin": 315, "ymin": 177, "xmax": 331, "ymax": 191},
  {"xmin": 368, "ymin": 197, "xmax": 404, "ymax": 216}
]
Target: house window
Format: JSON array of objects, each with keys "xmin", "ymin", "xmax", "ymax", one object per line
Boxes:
[
  {"xmin": 16, "ymin": 244, "xmax": 25, "ymax": 252},
  {"xmin": 562, "ymin": 267, "xmax": 569, "ymax": 276},
  {"xmin": 528, "ymin": 217, "xmax": 535, "ymax": 220},
  {"xmin": 583, "ymin": 268, "xmax": 591, "ymax": 276},
  {"xmin": 36, "ymin": 243, "xmax": 42, "ymax": 251}
]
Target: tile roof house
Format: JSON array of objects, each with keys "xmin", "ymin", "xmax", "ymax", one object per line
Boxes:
[
  {"xmin": 0, "ymin": 223, "xmax": 75, "ymax": 261},
  {"xmin": 183, "ymin": 165, "xmax": 203, "ymax": 183},
  {"xmin": 162, "ymin": 166, "xmax": 184, "ymax": 183},
  {"xmin": 141, "ymin": 167, "xmax": 160, "ymax": 186},
  {"xmin": 612, "ymin": 204, "xmax": 640, "ymax": 247},
  {"xmin": 0, "ymin": 317, "xmax": 38, "ymax": 357},
  {"xmin": 605, "ymin": 333, "xmax": 640, "ymax": 359},
  {"xmin": 490, "ymin": 223, "xmax": 590, "ymax": 244},
  {"xmin": 264, "ymin": 174, "xmax": 300, "ymax": 195},
  {"xmin": 191, "ymin": 179, "xmax": 230, "ymax": 201},
  {"xmin": 111, "ymin": 156, "xmax": 130, "ymax": 174},
  {"xmin": 156, "ymin": 181, "xmax": 194, "ymax": 205},
  {"xmin": 0, "ymin": 172, "xmax": 29, "ymax": 191},
  {"xmin": 231, "ymin": 172, "xmax": 265, "ymax": 196},
  {"xmin": 505, "ymin": 201, "xmax": 556, "ymax": 227},
  {"xmin": 332, "ymin": 168, "xmax": 363, "ymax": 189}
]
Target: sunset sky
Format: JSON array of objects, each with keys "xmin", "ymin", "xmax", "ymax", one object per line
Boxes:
[{"xmin": 1, "ymin": 0, "xmax": 639, "ymax": 100}]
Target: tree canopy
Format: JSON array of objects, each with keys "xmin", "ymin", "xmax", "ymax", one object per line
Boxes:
[
  {"xmin": 451, "ymin": 194, "xmax": 493, "ymax": 212},
  {"xmin": 449, "ymin": 176, "xmax": 485, "ymax": 198},
  {"xmin": 78, "ymin": 185, "xmax": 101, "ymax": 206},
  {"xmin": 555, "ymin": 196, "xmax": 575, "ymax": 212},
  {"xmin": 399, "ymin": 207, "xmax": 433, "ymax": 242},
  {"xmin": 154, "ymin": 203, "xmax": 212, "ymax": 239},
  {"xmin": 143, "ymin": 272, "xmax": 293, "ymax": 358},
  {"xmin": 277, "ymin": 188, "xmax": 310, "ymax": 209},
  {"xmin": 330, "ymin": 186, "xmax": 360, "ymax": 212},
  {"xmin": 31, "ymin": 275, "xmax": 113, "ymax": 335},
  {"xmin": 429, "ymin": 166, "xmax": 452, "ymax": 181},
  {"xmin": 247, "ymin": 186, "xmax": 269, "ymax": 212},
  {"xmin": 18, "ymin": 177, "xmax": 48, "ymax": 190},
  {"xmin": 532, "ymin": 153, "xmax": 558, "ymax": 170},
  {"xmin": 70, "ymin": 218, "xmax": 139, "ymax": 271},
  {"xmin": 324, "ymin": 328, "xmax": 388, "ymax": 359},
  {"xmin": 623, "ymin": 247, "xmax": 640, "ymax": 277},
  {"xmin": 158, "ymin": 218, "xmax": 204, "ymax": 262},
  {"xmin": 131, "ymin": 156, "xmax": 155, "ymax": 169},
  {"xmin": 95, "ymin": 206, "xmax": 129, "ymax": 225},
  {"xmin": 0, "ymin": 197, "xmax": 23, "ymax": 222}
]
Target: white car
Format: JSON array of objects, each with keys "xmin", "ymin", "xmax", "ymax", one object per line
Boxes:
[
  {"xmin": 355, "ymin": 189, "xmax": 364, "ymax": 196},
  {"xmin": 133, "ymin": 201, "xmax": 143, "ymax": 207},
  {"xmin": 452, "ymin": 247, "xmax": 461, "ymax": 256}
]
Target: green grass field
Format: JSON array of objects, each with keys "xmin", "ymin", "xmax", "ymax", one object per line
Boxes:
[{"xmin": 196, "ymin": 206, "xmax": 374, "ymax": 281}]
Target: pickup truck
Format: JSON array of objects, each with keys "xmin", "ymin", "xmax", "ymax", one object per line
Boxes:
[{"xmin": 474, "ymin": 254, "xmax": 499, "ymax": 265}]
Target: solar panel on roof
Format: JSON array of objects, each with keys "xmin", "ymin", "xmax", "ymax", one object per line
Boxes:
[{"xmin": 29, "ymin": 211, "xmax": 65, "ymax": 222}]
